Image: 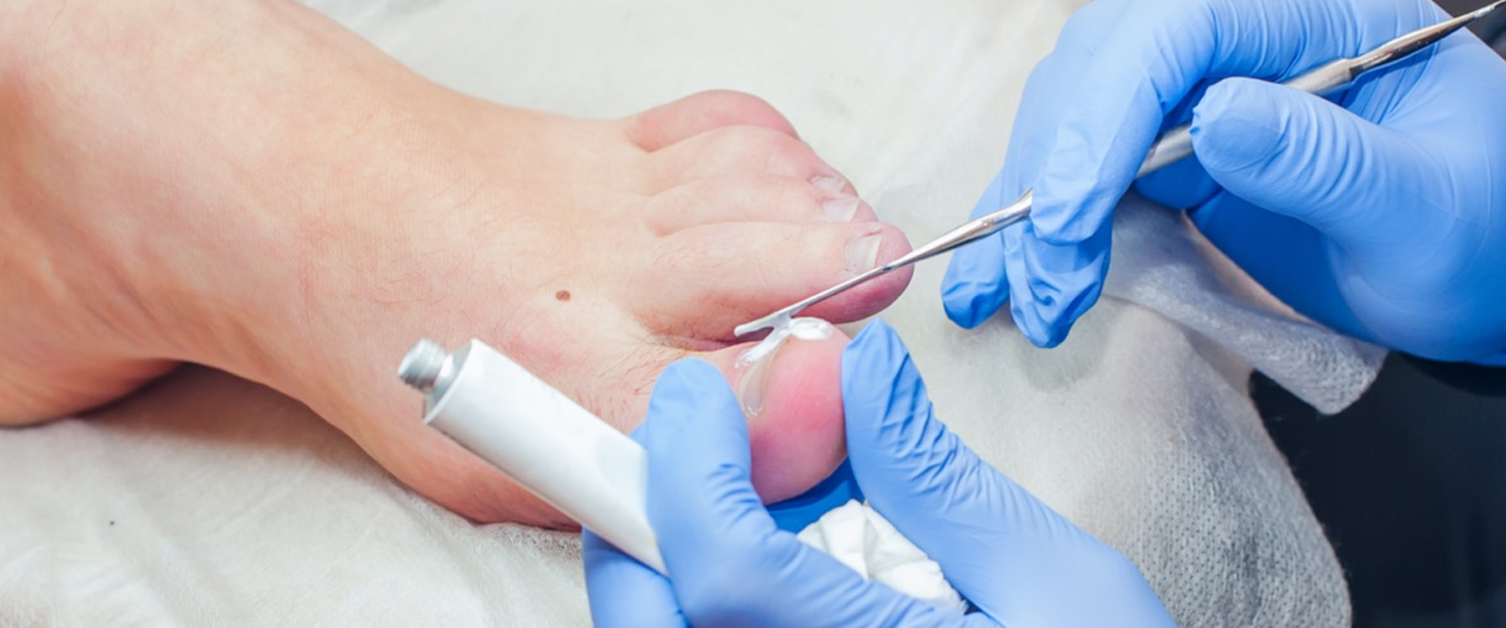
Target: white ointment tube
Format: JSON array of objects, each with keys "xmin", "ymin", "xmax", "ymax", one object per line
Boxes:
[{"xmin": 398, "ymin": 339, "xmax": 664, "ymax": 574}]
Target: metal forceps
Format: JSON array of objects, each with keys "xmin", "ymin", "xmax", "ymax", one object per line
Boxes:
[{"xmin": 735, "ymin": 0, "xmax": 1506, "ymax": 338}]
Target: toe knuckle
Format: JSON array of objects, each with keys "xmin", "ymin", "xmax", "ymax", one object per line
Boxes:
[
  {"xmin": 699, "ymin": 127, "xmax": 815, "ymax": 176},
  {"xmin": 691, "ymin": 90, "xmax": 785, "ymax": 123},
  {"xmin": 684, "ymin": 90, "xmax": 798, "ymax": 138},
  {"xmin": 759, "ymin": 131, "xmax": 819, "ymax": 175},
  {"xmin": 698, "ymin": 126, "xmax": 773, "ymax": 164}
]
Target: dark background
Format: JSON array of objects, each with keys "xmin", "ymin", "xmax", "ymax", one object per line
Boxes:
[
  {"xmin": 1258, "ymin": 357, "xmax": 1506, "ymax": 627},
  {"xmin": 1250, "ymin": 4, "xmax": 1506, "ymax": 627},
  {"xmin": 1253, "ymin": 7, "xmax": 1506, "ymax": 624}
]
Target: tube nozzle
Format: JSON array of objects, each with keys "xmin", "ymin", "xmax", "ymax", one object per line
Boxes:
[{"xmin": 399, "ymin": 339, "xmax": 451, "ymax": 393}]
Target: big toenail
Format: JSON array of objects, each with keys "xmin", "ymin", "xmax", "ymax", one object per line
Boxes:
[
  {"xmin": 811, "ymin": 175, "xmax": 848, "ymax": 193},
  {"xmin": 820, "ymin": 197, "xmax": 862, "ymax": 222},
  {"xmin": 736, "ymin": 318, "xmax": 835, "ymax": 418},
  {"xmin": 844, "ymin": 228, "xmax": 884, "ymax": 274}
]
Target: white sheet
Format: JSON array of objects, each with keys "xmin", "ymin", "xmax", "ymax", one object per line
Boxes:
[{"xmin": 0, "ymin": 1, "xmax": 1368, "ymax": 624}]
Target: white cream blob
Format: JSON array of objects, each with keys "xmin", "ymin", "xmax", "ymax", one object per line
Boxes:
[
  {"xmin": 736, "ymin": 317, "xmax": 836, "ymax": 368},
  {"xmin": 734, "ymin": 317, "xmax": 836, "ymax": 417}
]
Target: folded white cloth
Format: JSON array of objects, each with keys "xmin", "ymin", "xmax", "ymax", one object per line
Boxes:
[{"xmin": 797, "ymin": 500, "xmax": 967, "ymax": 612}]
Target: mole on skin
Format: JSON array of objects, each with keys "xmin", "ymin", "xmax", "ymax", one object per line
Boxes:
[{"xmin": 555, "ymin": 290, "xmax": 571, "ymax": 302}]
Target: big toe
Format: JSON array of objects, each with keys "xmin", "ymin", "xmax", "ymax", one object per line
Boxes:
[{"xmin": 692, "ymin": 321, "xmax": 851, "ymax": 503}]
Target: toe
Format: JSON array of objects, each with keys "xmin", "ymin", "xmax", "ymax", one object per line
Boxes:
[
  {"xmin": 623, "ymin": 90, "xmax": 799, "ymax": 152},
  {"xmin": 643, "ymin": 174, "xmax": 877, "ymax": 235},
  {"xmin": 693, "ymin": 327, "xmax": 850, "ymax": 503},
  {"xmin": 631, "ymin": 221, "xmax": 912, "ymax": 340},
  {"xmin": 646, "ymin": 125, "xmax": 856, "ymax": 194}
]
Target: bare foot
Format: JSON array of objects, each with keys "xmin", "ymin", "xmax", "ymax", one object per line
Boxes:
[{"xmin": 0, "ymin": 0, "xmax": 912, "ymax": 526}]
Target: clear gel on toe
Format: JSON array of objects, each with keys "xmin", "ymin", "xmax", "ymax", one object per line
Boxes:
[{"xmin": 735, "ymin": 317, "xmax": 835, "ymax": 417}]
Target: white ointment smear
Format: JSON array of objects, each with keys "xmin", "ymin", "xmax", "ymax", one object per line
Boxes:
[
  {"xmin": 735, "ymin": 317, "xmax": 835, "ymax": 417},
  {"xmin": 736, "ymin": 317, "xmax": 835, "ymax": 367}
]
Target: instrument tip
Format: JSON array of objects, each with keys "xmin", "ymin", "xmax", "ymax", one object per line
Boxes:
[
  {"xmin": 734, "ymin": 316, "xmax": 776, "ymax": 338},
  {"xmin": 734, "ymin": 310, "xmax": 795, "ymax": 338}
]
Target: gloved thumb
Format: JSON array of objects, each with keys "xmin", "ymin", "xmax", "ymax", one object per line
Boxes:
[
  {"xmin": 1190, "ymin": 77, "xmax": 1445, "ymax": 250},
  {"xmin": 641, "ymin": 359, "xmax": 771, "ymax": 548}
]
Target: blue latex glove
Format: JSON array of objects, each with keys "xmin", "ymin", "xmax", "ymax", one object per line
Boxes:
[
  {"xmin": 941, "ymin": 0, "xmax": 1506, "ymax": 362},
  {"xmin": 583, "ymin": 320, "xmax": 1174, "ymax": 626}
]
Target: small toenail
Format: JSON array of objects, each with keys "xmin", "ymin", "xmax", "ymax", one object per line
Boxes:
[
  {"xmin": 811, "ymin": 175, "xmax": 848, "ymax": 193},
  {"xmin": 844, "ymin": 229, "xmax": 884, "ymax": 274},
  {"xmin": 820, "ymin": 197, "xmax": 862, "ymax": 222}
]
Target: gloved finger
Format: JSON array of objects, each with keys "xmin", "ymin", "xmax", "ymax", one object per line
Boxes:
[
  {"xmin": 842, "ymin": 321, "xmax": 1172, "ymax": 625},
  {"xmin": 1191, "ymin": 76, "xmax": 1451, "ymax": 257},
  {"xmin": 583, "ymin": 529, "xmax": 687, "ymax": 628},
  {"xmin": 1132, "ymin": 77, "xmax": 1222, "ymax": 210},
  {"xmin": 942, "ymin": 181, "xmax": 1105, "ymax": 349},
  {"xmin": 1024, "ymin": 10, "xmax": 1182, "ymax": 245},
  {"xmin": 941, "ymin": 167, "xmax": 1015, "ymax": 329},
  {"xmin": 1006, "ymin": 221, "xmax": 1110, "ymax": 348},
  {"xmin": 940, "ymin": 11, "xmax": 1110, "ymax": 332},
  {"xmin": 643, "ymin": 359, "xmax": 964, "ymax": 626}
]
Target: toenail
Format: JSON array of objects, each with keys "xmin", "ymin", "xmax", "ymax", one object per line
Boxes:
[
  {"xmin": 811, "ymin": 175, "xmax": 848, "ymax": 193},
  {"xmin": 736, "ymin": 318, "xmax": 835, "ymax": 417},
  {"xmin": 820, "ymin": 197, "xmax": 862, "ymax": 222},
  {"xmin": 844, "ymin": 229, "xmax": 884, "ymax": 274}
]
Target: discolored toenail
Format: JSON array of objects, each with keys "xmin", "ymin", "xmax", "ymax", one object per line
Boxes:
[
  {"xmin": 811, "ymin": 175, "xmax": 848, "ymax": 193},
  {"xmin": 844, "ymin": 227, "xmax": 884, "ymax": 274},
  {"xmin": 820, "ymin": 197, "xmax": 862, "ymax": 222}
]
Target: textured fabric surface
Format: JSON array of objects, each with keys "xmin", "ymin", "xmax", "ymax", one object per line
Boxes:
[{"xmin": 0, "ymin": 0, "xmax": 1373, "ymax": 624}]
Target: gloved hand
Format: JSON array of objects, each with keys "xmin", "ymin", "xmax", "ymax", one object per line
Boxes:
[
  {"xmin": 941, "ymin": 0, "xmax": 1506, "ymax": 362},
  {"xmin": 583, "ymin": 320, "xmax": 1175, "ymax": 627}
]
